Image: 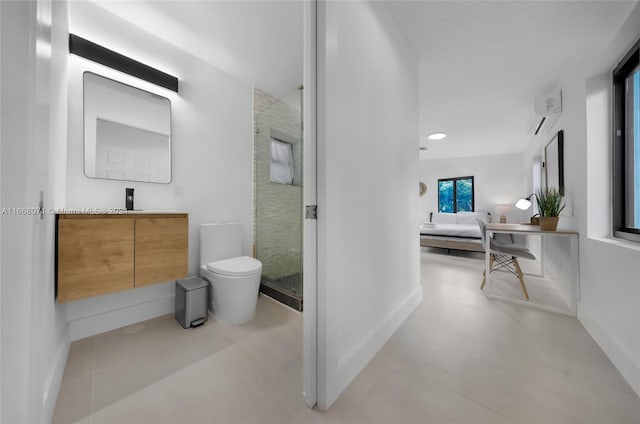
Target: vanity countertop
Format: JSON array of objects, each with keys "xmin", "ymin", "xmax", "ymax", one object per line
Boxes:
[{"xmin": 55, "ymin": 209, "xmax": 188, "ymax": 215}]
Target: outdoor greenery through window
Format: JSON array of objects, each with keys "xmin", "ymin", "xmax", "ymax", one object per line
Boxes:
[
  {"xmin": 613, "ymin": 36, "xmax": 640, "ymax": 243},
  {"xmin": 438, "ymin": 176, "xmax": 474, "ymax": 213}
]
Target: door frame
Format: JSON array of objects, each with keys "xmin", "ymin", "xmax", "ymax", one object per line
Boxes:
[{"xmin": 302, "ymin": 0, "xmax": 318, "ymax": 409}]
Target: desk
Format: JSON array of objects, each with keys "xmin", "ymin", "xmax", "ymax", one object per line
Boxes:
[{"xmin": 484, "ymin": 223, "xmax": 579, "ymax": 315}]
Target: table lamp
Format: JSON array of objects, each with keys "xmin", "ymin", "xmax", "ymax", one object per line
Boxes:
[
  {"xmin": 516, "ymin": 194, "xmax": 539, "ymax": 225},
  {"xmin": 516, "ymin": 198, "xmax": 532, "ymax": 210}
]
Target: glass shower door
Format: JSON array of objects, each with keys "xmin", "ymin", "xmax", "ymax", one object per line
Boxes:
[{"xmin": 254, "ymin": 87, "xmax": 303, "ymax": 310}]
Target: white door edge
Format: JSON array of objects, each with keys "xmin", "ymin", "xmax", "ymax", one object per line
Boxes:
[{"xmin": 302, "ymin": 0, "xmax": 318, "ymax": 409}]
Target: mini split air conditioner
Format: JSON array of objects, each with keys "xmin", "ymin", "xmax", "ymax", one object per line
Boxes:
[{"xmin": 531, "ymin": 89, "xmax": 562, "ymax": 135}]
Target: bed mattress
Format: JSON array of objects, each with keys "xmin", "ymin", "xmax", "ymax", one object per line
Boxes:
[{"xmin": 419, "ymin": 223, "xmax": 481, "ymax": 239}]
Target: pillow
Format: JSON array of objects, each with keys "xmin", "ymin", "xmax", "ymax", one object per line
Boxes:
[
  {"xmin": 457, "ymin": 212, "xmax": 484, "ymax": 225},
  {"xmin": 432, "ymin": 213, "xmax": 457, "ymax": 224}
]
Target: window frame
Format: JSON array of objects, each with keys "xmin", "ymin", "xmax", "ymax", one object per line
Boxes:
[
  {"xmin": 612, "ymin": 36, "xmax": 640, "ymax": 243},
  {"xmin": 437, "ymin": 176, "xmax": 475, "ymax": 213}
]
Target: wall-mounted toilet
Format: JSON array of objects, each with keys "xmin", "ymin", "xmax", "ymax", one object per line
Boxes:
[{"xmin": 200, "ymin": 223, "xmax": 262, "ymax": 324}]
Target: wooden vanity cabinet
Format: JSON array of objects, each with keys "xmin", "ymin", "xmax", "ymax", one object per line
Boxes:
[
  {"xmin": 57, "ymin": 217, "xmax": 135, "ymax": 302},
  {"xmin": 135, "ymin": 217, "xmax": 188, "ymax": 287},
  {"xmin": 56, "ymin": 213, "xmax": 188, "ymax": 303}
]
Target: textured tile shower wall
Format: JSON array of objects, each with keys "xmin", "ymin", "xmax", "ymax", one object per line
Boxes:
[{"xmin": 254, "ymin": 88, "xmax": 302, "ymax": 280}]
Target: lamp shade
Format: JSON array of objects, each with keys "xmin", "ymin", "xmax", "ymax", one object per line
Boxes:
[{"xmin": 516, "ymin": 198, "xmax": 532, "ymax": 210}]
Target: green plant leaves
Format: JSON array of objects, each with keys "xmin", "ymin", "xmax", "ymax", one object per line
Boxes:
[{"xmin": 536, "ymin": 188, "xmax": 566, "ymax": 217}]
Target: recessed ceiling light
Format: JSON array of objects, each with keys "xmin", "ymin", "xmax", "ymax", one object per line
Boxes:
[{"xmin": 427, "ymin": 132, "xmax": 447, "ymax": 141}]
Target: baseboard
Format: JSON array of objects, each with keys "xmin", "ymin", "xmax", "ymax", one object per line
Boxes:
[
  {"xmin": 43, "ymin": 328, "xmax": 70, "ymax": 423},
  {"xmin": 69, "ymin": 295, "xmax": 175, "ymax": 341},
  {"xmin": 319, "ymin": 285, "xmax": 423, "ymax": 409},
  {"xmin": 578, "ymin": 302, "xmax": 640, "ymax": 397}
]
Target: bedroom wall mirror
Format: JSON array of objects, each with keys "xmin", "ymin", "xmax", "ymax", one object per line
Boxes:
[
  {"xmin": 544, "ymin": 129, "xmax": 564, "ymax": 192},
  {"xmin": 83, "ymin": 72, "xmax": 172, "ymax": 183}
]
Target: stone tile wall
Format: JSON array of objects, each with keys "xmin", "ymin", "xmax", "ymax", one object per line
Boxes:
[{"xmin": 253, "ymin": 88, "xmax": 302, "ymax": 280}]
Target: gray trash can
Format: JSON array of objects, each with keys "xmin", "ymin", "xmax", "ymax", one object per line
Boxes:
[{"xmin": 175, "ymin": 277, "xmax": 209, "ymax": 328}]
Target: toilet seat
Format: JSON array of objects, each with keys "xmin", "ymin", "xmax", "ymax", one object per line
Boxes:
[{"xmin": 205, "ymin": 256, "xmax": 261, "ymax": 277}]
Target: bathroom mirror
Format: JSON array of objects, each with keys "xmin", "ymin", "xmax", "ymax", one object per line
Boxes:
[{"xmin": 83, "ymin": 72, "xmax": 172, "ymax": 183}]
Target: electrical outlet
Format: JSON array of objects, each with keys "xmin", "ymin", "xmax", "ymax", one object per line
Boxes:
[{"xmin": 174, "ymin": 186, "xmax": 184, "ymax": 198}]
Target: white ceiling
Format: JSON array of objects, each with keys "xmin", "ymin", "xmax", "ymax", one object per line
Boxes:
[
  {"xmin": 89, "ymin": 0, "xmax": 635, "ymax": 157},
  {"xmin": 92, "ymin": 0, "xmax": 303, "ymax": 99},
  {"xmin": 386, "ymin": 0, "xmax": 638, "ymax": 159}
]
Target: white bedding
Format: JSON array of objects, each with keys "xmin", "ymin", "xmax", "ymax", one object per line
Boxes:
[{"xmin": 419, "ymin": 223, "xmax": 481, "ymax": 238}]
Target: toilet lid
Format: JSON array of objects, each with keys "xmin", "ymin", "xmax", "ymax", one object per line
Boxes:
[{"xmin": 206, "ymin": 256, "xmax": 262, "ymax": 277}]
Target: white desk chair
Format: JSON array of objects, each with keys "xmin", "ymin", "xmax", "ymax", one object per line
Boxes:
[{"xmin": 477, "ymin": 219, "xmax": 536, "ymax": 300}]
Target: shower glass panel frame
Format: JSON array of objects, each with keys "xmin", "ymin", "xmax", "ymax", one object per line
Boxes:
[{"xmin": 254, "ymin": 87, "xmax": 304, "ymax": 311}]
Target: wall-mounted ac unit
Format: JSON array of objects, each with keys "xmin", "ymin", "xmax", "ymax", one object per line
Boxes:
[{"xmin": 531, "ymin": 89, "xmax": 562, "ymax": 135}]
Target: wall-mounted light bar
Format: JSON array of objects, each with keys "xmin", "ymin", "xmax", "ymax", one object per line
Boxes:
[{"xmin": 69, "ymin": 34, "xmax": 179, "ymax": 93}]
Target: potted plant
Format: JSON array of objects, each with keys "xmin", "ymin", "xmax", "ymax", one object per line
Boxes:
[{"xmin": 535, "ymin": 188, "xmax": 565, "ymax": 231}]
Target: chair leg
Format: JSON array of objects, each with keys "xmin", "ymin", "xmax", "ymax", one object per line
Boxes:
[
  {"xmin": 480, "ymin": 254, "xmax": 494, "ymax": 290},
  {"xmin": 512, "ymin": 257, "xmax": 529, "ymax": 300}
]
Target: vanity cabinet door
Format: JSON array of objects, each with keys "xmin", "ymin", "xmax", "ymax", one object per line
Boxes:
[
  {"xmin": 57, "ymin": 218, "xmax": 135, "ymax": 302},
  {"xmin": 135, "ymin": 217, "xmax": 188, "ymax": 287}
]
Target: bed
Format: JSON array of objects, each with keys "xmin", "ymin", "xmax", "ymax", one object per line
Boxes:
[{"xmin": 419, "ymin": 212, "xmax": 486, "ymax": 252}]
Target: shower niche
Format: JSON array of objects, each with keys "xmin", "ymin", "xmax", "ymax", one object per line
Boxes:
[{"xmin": 254, "ymin": 87, "xmax": 303, "ymax": 311}]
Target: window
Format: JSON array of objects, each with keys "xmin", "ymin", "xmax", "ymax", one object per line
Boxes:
[
  {"xmin": 613, "ymin": 37, "xmax": 640, "ymax": 243},
  {"xmin": 270, "ymin": 138, "xmax": 294, "ymax": 185},
  {"xmin": 438, "ymin": 176, "xmax": 474, "ymax": 213}
]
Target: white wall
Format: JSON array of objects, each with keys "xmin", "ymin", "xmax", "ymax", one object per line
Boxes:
[
  {"xmin": 1, "ymin": 4, "xmax": 3, "ymax": 418},
  {"xmin": 64, "ymin": 2, "xmax": 254, "ymax": 340},
  {"xmin": 418, "ymin": 152, "xmax": 527, "ymax": 222},
  {"xmin": 1, "ymin": 4, "xmax": 31, "ymax": 420},
  {"xmin": 1, "ymin": 0, "xmax": 70, "ymax": 422},
  {"xmin": 522, "ymin": 1, "xmax": 640, "ymax": 396},
  {"xmin": 316, "ymin": 0, "xmax": 422, "ymax": 409}
]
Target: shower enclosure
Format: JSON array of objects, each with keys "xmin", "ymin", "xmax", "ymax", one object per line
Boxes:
[{"xmin": 254, "ymin": 87, "xmax": 303, "ymax": 311}]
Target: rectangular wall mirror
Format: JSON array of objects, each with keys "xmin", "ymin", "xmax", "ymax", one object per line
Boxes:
[
  {"xmin": 84, "ymin": 72, "xmax": 172, "ymax": 183},
  {"xmin": 544, "ymin": 129, "xmax": 564, "ymax": 192}
]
